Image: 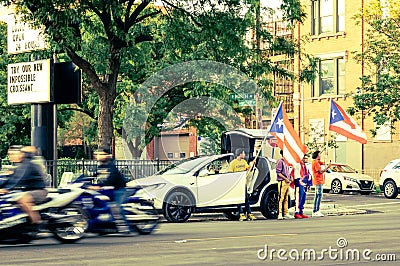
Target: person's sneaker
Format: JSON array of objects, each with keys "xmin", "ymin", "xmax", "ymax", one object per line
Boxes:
[
  {"xmin": 239, "ymin": 213, "xmax": 246, "ymax": 221},
  {"xmin": 277, "ymin": 214, "xmax": 283, "ymax": 220},
  {"xmin": 294, "ymin": 213, "xmax": 303, "ymax": 219},
  {"xmin": 301, "ymin": 214, "xmax": 309, "ymax": 218},
  {"xmin": 312, "ymin": 211, "xmax": 324, "ymax": 217},
  {"xmin": 283, "ymin": 214, "xmax": 293, "ymax": 219},
  {"xmin": 247, "ymin": 213, "xmax": 256, "ymax": 221}
]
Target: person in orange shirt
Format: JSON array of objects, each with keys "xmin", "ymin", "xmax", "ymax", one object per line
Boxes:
[{"xmin": 311, "ymin": 150, "xmax": 331, "ymax": 217}]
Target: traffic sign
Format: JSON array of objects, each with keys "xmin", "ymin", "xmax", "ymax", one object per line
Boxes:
[
  {"xmin": 230, "ymin": 93, "xmax": 255, "ymax": 100},
  {"xmin": 267, "ymin": 137, "xmax": 278, "ymax": 148},
  {"xmin": 238, "ymin": 100, "xmax": 256, "ymax": 107}
]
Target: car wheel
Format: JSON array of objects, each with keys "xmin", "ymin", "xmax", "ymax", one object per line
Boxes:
[
  {"xmin": 222, "ymin": 211, "xmax": 240, "ymax": 221},
  {"xmin": 163, "ymin": 191, "xmax": 193, "ymax": 223},
  {"xmin": 383, "ymin": 180, "xmax": 398, "ymax": 199},
  {"xmin": 330, "ymin": 179, "xmax": 343, "ymax": 194},
  {"xmin": 260, "ymin": 189, "xmax": 278, "ymax": 219},
  {"xmin": 360, "ymin": 191, "xmax": 372, "ymax": 195}
]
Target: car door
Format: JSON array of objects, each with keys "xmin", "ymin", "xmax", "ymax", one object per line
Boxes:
[
  {"xmin": 195, "ymin": 156, "xmax": 246, "ymax": 207},
  {"xmin": 390, "ymin": 162, "xmax": 400, "ymax": 181}
]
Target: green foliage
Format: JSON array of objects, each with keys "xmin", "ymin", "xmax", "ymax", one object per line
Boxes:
[
  {"xmin": 0, "ymin": 22, "xmax": 31, "ymax": 157},
  {"xmin": 2, "ymin": 0, "xmax": 310, "ymax": 157},
  {"xmin": 305, "ymin": 126, "xmax": 338, "ymax": 156},
  {"xmin": 352, "ymin": 0, "xmax": 400, "ymax": 135}
]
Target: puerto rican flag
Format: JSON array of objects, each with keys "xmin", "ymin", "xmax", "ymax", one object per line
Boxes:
[
  {"xmin": 270, "ymin": 102, "xmax": 307, "ymax": 166},
  {"xmin": 329, "ymin": 100, "xmax": 367, "ymax": 144}
]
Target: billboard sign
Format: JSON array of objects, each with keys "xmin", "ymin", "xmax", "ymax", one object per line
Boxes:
[
  {"xmin": 7, "ymin": 14, "xmax": 47, "ymax": 54},
  {"xmin": 8, "ymin": 59, "xmax": 51, "ymax": 104}
]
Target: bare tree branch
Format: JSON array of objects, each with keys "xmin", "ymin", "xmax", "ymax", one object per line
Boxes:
[
  {"xmin": 162, "ymin": 0, "xmax": 203, "ymax": 27},
  {"xmin": 58, "ymin": 107, "xmax": 96, "ymax": 120}
]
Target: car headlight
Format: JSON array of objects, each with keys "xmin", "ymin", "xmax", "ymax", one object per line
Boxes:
[
  {"xmin": 142, "ymin": 183, "xmax": 167, "ymax": 190},
  {"xmin": 343, "ymin": 176, "xmax": 358, "ymax": 183}
]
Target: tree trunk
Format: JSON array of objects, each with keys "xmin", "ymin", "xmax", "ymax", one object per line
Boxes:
[
  {"xmin": 97, "ymin": 91, "xmax": 116, "ymax": 151},
  {"xmin": 126, "ymin": 138, "xmax": 142, "ymax": 158}
]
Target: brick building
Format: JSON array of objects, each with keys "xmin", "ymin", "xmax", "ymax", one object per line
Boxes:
[{"xmin": 264, "ymin": 0, "xmax": 398, "ymax": 179}]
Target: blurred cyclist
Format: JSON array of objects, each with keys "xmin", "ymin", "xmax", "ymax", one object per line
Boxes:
[
  {"xmin": 0, "ymin": 145, "xmax": 47, "ymax": 224},
  {"xmin": 89, "ymin": 148, "xmax": 129, "ymax": 234}
]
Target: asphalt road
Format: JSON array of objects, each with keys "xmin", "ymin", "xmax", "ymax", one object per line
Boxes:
[{"xmin": 1, "ymin": 193, "xmax": 399, "ymax": 266}]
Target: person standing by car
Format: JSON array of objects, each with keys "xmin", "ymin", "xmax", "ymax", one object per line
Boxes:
[
  {"xmin": 276, "ymin": 149, "xmax": 292, "ymax": 220},
  {"xmin": 311, "ymin": 150, "xmax": 331, "ymax": 217},
  {"xmin": 0, "ymin": 145, "xmax": 47, "ymax": 224},
  {"xmin": 294, "ymin": 155, "xmax": 311, "ymax": 219},
  {"xmin": 89, "ymin": 148, "xmax": 129, "ymax": 233},
  {"xmin": 228, "ymin": 149, "xmax": 256, "ymax": 221}
]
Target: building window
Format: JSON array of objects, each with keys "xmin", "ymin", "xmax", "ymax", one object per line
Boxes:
[
  {"xmin": 375, "ymin": 121, "xmax": 391, "ymax": 141},
  {"xmin": 167, "ymin": 153, "xmax": 174, "ymax": 158},
  {"xmin": 180, "ymin": 153, "xmax": 186, "ymax": 158},
  {"xmin": 314, "ymin": 57, "xmax": 346, "ymax": 96},
  {"xmin": 320, "ymin": 60, "xmax": 334, "ymax": 95},
  {"xmin": 312, "ymin": 0, "xmax": 345, "ymax": 35}
]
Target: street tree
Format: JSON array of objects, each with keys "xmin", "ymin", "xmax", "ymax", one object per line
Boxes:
[
  {"xmin": 3, "ymin": 0, "xmax": 309, "ymax": 156},
  {"xmin": 351, "ymin": 0, "xmax": 400, "ymax": 135}
]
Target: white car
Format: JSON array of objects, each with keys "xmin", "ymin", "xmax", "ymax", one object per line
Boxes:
[
  {"xmin": 322, "ymin": 163, "xmax": 375, "ymax": 194},
  {"xmin": 379, "ymin": 159, "xmax": 400, "ymax": 199},
  {"xmin": 127, "ymin": 153, "xmax": 293, "ymax": 222}
]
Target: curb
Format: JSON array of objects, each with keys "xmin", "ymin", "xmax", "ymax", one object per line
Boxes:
[{"xmin": 289, "ymin": 202, "xmax": 368, "ymax": 217}]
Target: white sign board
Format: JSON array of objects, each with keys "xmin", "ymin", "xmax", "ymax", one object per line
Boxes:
[
  {"xmin": 8, "ymin": 59, "xmax": 51, "ymax": 105},
  {"xmin": 7, "ymin": 14, "xmax": 46, "ymax": 54}
]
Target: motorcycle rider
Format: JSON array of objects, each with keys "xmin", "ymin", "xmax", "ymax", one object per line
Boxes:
[
  {"xmin": 89, "ymin": 148, "xmax": 129, "ymax": 234},
  {"xmin": 0, "ymin": 145, "xmax": 47, "ymax": 224}
]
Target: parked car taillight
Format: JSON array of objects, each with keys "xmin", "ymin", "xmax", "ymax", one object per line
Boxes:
[{"xmin": 380, "ymin": 170, "xmax": 385, "ymax": 177}]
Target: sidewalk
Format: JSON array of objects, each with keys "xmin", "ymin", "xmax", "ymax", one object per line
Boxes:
[
  {"xmin": 172, "ymin": 199, "xmax": 368, "ymax": 223},
  {"xmin": 288, "ymin": 199, "xmax": 368, "ymax": 217}
]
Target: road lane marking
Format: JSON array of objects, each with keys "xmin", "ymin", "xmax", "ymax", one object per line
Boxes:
[{"xmin": 175, "ymin": 233, "xmax": 297, "ymax": 242}]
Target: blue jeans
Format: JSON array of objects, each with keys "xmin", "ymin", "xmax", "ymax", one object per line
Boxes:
[
  {"xmin": 113, "ymin": 188, "xmax": 127, "ymax": 206},
  {"xmin": 238, "ymin": 189, "xmax": 252, "ymax": 215},
  {"xmin": 313, "ymin": 184, "xmax": 323, "ymax": 213},
  {"xmin": 295, "ymin": 185, "xmax": 306, "ymax": 214},
  {"xmin": 111, "ymin": 188, "xmax": 127, "ymax": 222}
]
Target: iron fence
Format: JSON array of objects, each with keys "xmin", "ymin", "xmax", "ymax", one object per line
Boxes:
[{"xmin": 1, "ymin": 159, "xmax": 178, "ymax": 187}]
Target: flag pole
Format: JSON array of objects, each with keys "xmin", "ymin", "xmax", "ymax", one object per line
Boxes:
[
  {"xmin": 325, "ymin": 98, "xmax": 332, "ymax": 162},
  {"xmin": 244, "ymin": 102, "xmax": 282, "ymax": 199},
  {"xmin": 257, "ymin": 102, "xmax": 283, "ymax": 156},
  {"xmin": 248, "ymin": 101, "xmax": 283, "ymax": 172}
]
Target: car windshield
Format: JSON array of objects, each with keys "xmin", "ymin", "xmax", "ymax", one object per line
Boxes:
[
  {"xmin": 329, "ymin": 164, "xmax": 356, "ymax": 173},
  {"xmin": 386, "ymin": 161, "xmax": 400, "ymax": 170},
  {"xmin": 157, "ymin": 157, "xmax": 211, "ymax": 175}
]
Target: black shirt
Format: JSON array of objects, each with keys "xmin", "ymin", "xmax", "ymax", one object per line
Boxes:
[{"xmin": 95, "ymin": 161, "xmax": 126, "ymax": 189}]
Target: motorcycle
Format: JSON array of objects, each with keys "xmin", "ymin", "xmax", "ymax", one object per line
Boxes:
[
  {"xmin": 0, "ymin": 187, "xmax": 89, "ymax": 244},
  {"xmin": 67, "ymin": 175, "xmax": 159, "ymax": 236}
]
